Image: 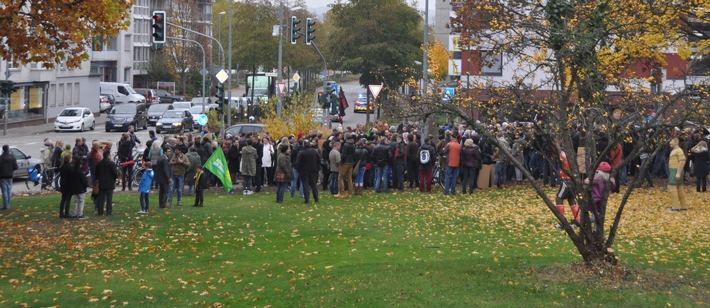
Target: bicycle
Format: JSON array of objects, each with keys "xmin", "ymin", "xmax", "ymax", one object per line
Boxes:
[
  {"xmin": 25, "ymin": 165, "xmax": 62, "ymax": 191},
  {"xmin": 432, "ymin": 161, "xmax": 445, "ymax": 189},
  {"xmin": 114, "ymin": 146, "xmax": 145, "ymax": 189}
]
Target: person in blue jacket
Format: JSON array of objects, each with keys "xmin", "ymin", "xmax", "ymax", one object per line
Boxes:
[{"xmin": 138, "ymin": 161, "xmax": 154, "ymax": 214}]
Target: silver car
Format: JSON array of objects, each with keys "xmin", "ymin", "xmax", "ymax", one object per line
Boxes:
[{"xmin": 9, "ymin": 146, "xmax": 41, "ymax": 178}]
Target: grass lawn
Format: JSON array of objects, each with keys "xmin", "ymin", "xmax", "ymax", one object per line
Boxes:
[{"xmin": 0, "ymin": 185, "xmax": 707, "ymax": 307}]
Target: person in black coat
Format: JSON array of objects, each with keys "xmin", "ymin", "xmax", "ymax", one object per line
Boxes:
[
  {"xmin": 94, "ymin": 151, "xmax": 118, "ymax": 216},
  {"xmin": 295, "ymin": 141, "xmax": 321, "ymax": 204},
  {"xmin": 58, "ymin": 155, "xmax": 75, "ymax": 218},
  {"xmin": 691, "ymin": 140, "xmax": 710, "ymax": 192},
  {"xmin": 154, "ymin": 148, "xmax": 172, "ymax": 208}
]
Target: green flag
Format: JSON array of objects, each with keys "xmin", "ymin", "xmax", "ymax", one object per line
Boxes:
[{"xmin": 203, "ymin": 147, "xmax": 232, "ymax": 193}]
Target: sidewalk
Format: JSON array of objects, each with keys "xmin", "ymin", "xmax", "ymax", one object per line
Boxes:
[{"xmin": 2, "ymin": 115, "xmax": 108, "ymax": 137}]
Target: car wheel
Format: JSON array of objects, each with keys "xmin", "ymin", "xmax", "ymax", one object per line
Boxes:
[
  {"xmin": 105, "ymin": 125, "xmax": 110, "ymax": 132},
  {"xmin": 143, "ymin": 121, "xmax": 147, "ymax": 130},
  {"xmin": 90, "ymin": 121, "xmax": 95, "ymax": 130},
  {"xmin": 156, "ymin": 128, "xmax": 161, "ymax": 134}
]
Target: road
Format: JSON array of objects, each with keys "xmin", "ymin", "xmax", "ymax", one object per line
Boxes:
[{"xmin": 329, "ymin": 80, "xmax": 378, "ymax": 129}]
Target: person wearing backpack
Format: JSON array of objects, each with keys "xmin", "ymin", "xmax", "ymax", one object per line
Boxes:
[{"xmin": 418, "ymin": 137, "xmax": 438, "ymax": 192}]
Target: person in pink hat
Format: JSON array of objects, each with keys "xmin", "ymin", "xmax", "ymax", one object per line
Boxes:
[{"xmin": 584, "ymin": 162, "xmax": 615, "ymax": 232}]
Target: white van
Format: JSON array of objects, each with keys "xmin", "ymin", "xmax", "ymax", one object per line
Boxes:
[{"xmin": 100, "ymin": 82, "xmax": 146, "ymax": 104}]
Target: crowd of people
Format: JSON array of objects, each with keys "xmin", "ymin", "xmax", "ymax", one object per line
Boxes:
[{"xmin": 1, "ymin": 117, "xmax": 708, "ymax": 220}]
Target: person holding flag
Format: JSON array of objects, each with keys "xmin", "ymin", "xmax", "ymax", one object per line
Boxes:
[{"xmin": 203, "ymin": 146, "xmax": 233, "ymax": 194}]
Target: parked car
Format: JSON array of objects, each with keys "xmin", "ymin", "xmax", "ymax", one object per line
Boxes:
[
  {"xmin": 99, "ymin": 93, "xmax": 116, "ymax": 113},
  {"xmin": 99, "ymin": 82, "xmax": 146, "ymax": 104},
  {"xmin": 156, "ymin": 89, "xmax": 184, "ymax": 104},
  {"xmin": 54, "ymin": 107, "xmax": 95, "ymax": 132},
  {"xmin": 353, "ymin": 92, "xmax": 373, "ymax": 113},
  {"xmin": 172, "ymin": 101, "xmax": 193, "ymax": 111},
  {"xmin": 156, "ymin": 109, "xmax": 194, "ymax": 134},
  {"xmin": 147, "ymin": 104, "xmax": 174, "ymax": 126},
  {"xmin": 134, "ymin": 88, "xmax": 159, "ymax": 106},
  {"xmin": 224, "ymin": 123, "xmax": 266, "ymax": 137},
  {"xmin": 8, "ymin": 146, "xmax": 41, "ymax": 179},
  {"xmin": 189, "ymin": 105, "xmax": 218, "ymax": 126},
  {"xmin": 106, "ymin": 103, "xmax": 148, "ymax": 132}
]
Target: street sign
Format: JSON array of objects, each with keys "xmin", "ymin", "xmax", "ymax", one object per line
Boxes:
[
  {"xmin": 197, "ymin": 114, "xmax": 208, "ymax": 126},
  {"xmin": 369, "ymin": 84, "xmax": 383, "ymax": 100},
  {"xmin": 293, "ymin": 72, "xmax": 301, "ymax": 82},
  {"xmin": 330, "ymin": 83, "xmax": 339, "ymax": 94},
  {"xmin": 216, "ymin": 69, "xmax": 229, "ymax": 84},
  {"xmin": 277, "ymin": 82, "xmax": 286, "ymax": 95},
  {"xmin": 443, "ymin": 87, "xmax": 455, "ymax": 102}
]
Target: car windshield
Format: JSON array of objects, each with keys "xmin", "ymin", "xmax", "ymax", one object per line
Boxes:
[
  {"xmin": 111, "ymin": 105, "xmax": 136, "ymax": 114},
  {"xmin": 173, "ymin": 102, "xmax": 191, "ymax": 109},
  {"xmin": 124, "ymin": 84, "xmax": 138, "ymax": 94},
  {"xmin": 149, "ymin": 104, "xmax": 170, "ymax": 112},
  {"xmin": 189, "ymin": 106, "xmax": 205, "ymax": 114},
  {"xmin": 163, "ymin": 110, "xmax": 183, "ymax": 118},
  {"xmin": 59, "ymin": 109, "xmax": 80, "ymax": 117}
]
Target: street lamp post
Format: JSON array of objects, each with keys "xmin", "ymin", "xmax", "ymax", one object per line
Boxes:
[
  {"xmin": 277, "ymin": 0, "xmax": 283, "ymax": 117},
  {"xmin": 218, "ymin": 11, "xmax": 226, "ymax": 43}
]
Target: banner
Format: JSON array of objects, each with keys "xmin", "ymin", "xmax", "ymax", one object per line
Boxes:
[
  {"xmin": 338, "ymin": 87, "xmax": 349, "ymax": 117},
  {"xmin": 203, "ymin": 147, "xmax": 232, "ymax": 193}
]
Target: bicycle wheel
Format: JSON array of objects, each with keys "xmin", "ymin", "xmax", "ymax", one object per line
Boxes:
[{"xmin": 133, "ymin": 166, "xmax": 143, "ymax": 188}]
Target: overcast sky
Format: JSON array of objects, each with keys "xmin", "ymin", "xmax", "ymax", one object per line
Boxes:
[{"xmin": 302, "ymin": 0, "xmax": 435, "ymax": 22}]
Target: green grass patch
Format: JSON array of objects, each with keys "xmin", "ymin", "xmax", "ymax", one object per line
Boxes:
[{"xmin": 0, "ymin": 187, "xmax": 707, "ymax": 306}]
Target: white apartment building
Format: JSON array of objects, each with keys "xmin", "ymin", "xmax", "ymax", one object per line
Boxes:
[{"xmin": 0, "ymin": 0, "xmax": 213, "ymax": 127}]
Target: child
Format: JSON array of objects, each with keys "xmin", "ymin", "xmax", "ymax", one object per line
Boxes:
[
  {"xmin": 584, "ymin": 162, "xmax": 615, "ymax": 231},
  {"xmin": 138, "ymin": 161, "xmax": 154, "ymax": 214},
  {"xmin": 194, "ymin": 165, "xmax": 209, "ymax": 207}
]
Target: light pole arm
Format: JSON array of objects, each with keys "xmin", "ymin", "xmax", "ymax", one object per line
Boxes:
[
  {"xmin": 167, "ymin": 36, "xmax": 206, "ymax": 114},
  {"xmin": 166, "ymin": 21, "xmax": 225, "ymax": 69}
]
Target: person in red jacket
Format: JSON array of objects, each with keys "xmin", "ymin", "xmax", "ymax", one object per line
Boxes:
[
  {"xmin": 609, "ymin": 142, "xmax": 623, "ymax": 193},
  {"xmin": 555, "ymin": 150, "xmax": 579, "ymax": 229}
]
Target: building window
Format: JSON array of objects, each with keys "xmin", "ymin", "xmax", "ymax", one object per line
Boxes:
[
  {"xmin": 481, "ymin": 51, "xmax": 503, "ymax": 76},
  {"xmin": 124, "ymin": 34, "xmax": 132, "ymax": 51},
  {"xmin": 58, "ymin": 84, "xmax": 65, "ymax": 106},
  {"xmin": 106, "ymin": 36, "xmax": 118, "ymax": 51}
]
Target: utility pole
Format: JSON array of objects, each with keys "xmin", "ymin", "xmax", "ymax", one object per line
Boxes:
[
  {"xmin": 277, "ymin": 0, "xmax": 284, "ymax": 117},
  {"xmin": 227, "ymin": 1, "xmax": 233, "ymax": 128},
  {"xmin": 3, "ymin": 61, "xmax": 10, "ymax": 136}
]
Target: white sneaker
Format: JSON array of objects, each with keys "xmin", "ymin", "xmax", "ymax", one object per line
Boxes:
[
  {"xmin": 137, "ymin": 210, "xmax": 144, "ymax": 214},
  {"xmin": 555, "ymin": 223, "xmax": 563, "ymax": 229},
  {"xmin": 245, "ymin": 190, "xmax": 254, "ymax": 195}
]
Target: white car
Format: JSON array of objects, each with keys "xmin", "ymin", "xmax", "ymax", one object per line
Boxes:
[{"xmin": 54, "ymin": 107, "xmax": 95, "ymax": 132}]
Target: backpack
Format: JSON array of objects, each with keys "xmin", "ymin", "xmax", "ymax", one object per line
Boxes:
[{"xmin": 420, "ymin": 148, "xmax": 431, "ymax": 164}]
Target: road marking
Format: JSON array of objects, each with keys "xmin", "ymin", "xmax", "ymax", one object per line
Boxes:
[{"xmin": 25, "ymin": 142, "xmax": 38, "ymax": 145}]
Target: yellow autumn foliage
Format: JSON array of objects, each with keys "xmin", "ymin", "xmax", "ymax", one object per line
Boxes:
[{"xmin": 259, "ymin": 95, "xmax": 330, "ymax": 140}]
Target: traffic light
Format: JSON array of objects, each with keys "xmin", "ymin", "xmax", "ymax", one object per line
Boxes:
[
  {"xmin": 0, "ymin": 80, "xmax": 17, "ymax": 96},
  {"xmin": 305, "ymin": 18, "xmax": 316, "ymax": 45},
  {"xmin": 318, "ymin": 91, "xmax": 328, "ymax": 108},
  {"xmin": 215, "ymin": 83, "xmax": 225, "ymax": 113},
  {"xmin": 290, "ymin": 16, "xmax": 301, "ymax": 45},
  {"xmin": 152, "ymin": 11, "xmax": 166, "ymax": 44}
]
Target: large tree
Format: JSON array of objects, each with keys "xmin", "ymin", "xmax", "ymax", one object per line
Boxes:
[
  {"xmin": 0, "ymin": 0, "xmax": 131, "ymax": 68},
  {"xmin": 401, "ymin": 0, "xmax": 709, "ymax": 264},
  {"xmin": 329, "ymin": 0, "xmax": 423, "ymax": 88}
]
